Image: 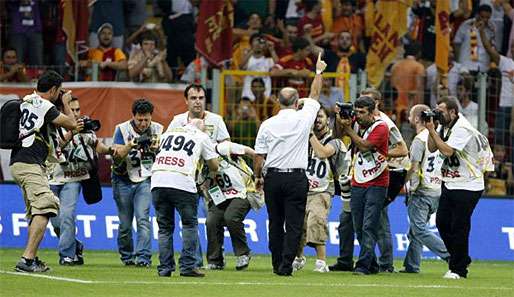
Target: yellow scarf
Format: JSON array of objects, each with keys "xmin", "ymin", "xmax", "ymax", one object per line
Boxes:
[{"xmin": 336, "ymin": 47, "xmax": 355, "ymax": 102}]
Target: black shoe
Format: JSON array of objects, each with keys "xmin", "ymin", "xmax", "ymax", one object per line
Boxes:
[
  {"xmin": 59, "ymin": 257, "xmax": 75, "ymax": 266},
  {"xmin": 180, "ymin": 268, "xmax": 205, "ymax": 277},
  {"xmin": 74, "ymin": 241, "xmax": 84, "ymax": 265},
  {"xmin": 158, "ymin": 270, "xmax": 172, "ymax": 277},
  {"xmin": 353, "ymin": 268, "xmax": 369, "ymax": 275},
  {"xmin": 123, "ymin": 260, "xmax": 136, "ymax": 266},
  {"xmin": 15, "ymin": 257, "xmax": 50, "ymax": 273},
  {"xmin": 379, "ymin": 266, "xmax": 397, "ymax": 273},
  {"xmin": 274, "ymin": 270, "xmax": 292, "ymax": 276},
  {"xmin": 399, "ymin": 269, "xmax": 419, "ymax": 274},
  {"xmin": 136, "ymin": 261, "xmax": 151, "ymax": 268},
  {"xmin": 328, "ymin": 263, "xmax": 353, "ymax": 272}
]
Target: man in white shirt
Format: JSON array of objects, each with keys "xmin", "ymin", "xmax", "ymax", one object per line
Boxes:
[
  {"xmin": 254, "ymin": 53, "xmax": 326, "ymax": 276},
  {"xmin": 151, "ymin": 119, "xmax": 219, "ymax": 278},
  {"xmin": 426, "ymin": 96, "xmax": 494, "ymax": 279}
]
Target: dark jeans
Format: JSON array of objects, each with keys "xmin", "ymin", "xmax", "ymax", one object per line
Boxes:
[
  {"xmin": 206, "ymin": 198, "xmax": 251, "ymax": 265},
  {"xmin": 152, "ymin": 187, "xmax": 199, "ymax": 275},
  {"xmin": 264, "ymin": 171, "xmax": 308, "ymax": 274},
  {"xmin": 351, "ymin": 186, "xmax": 387, "ymax": 274},
  {"xmin": 436, "ymin": 184, "xmax": 482, "ymax": 278},
  {"xmin": 162, "ymin": 14, "xmax": 195, "ymax": 71},
  {"xmin": 335, "ymin": 209, "xmax": 354, "ymax": 268}
]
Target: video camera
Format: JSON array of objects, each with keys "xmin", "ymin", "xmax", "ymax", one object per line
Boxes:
[
  {"xmin": 336, "ymin": 102, "xmax": 355, "ymax": 119},
  {"xmin": 420, "ymin": 109, "xmax": 443, "ymax": 123}
]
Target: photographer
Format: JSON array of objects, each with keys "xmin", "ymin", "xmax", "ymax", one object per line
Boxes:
[
  {"xmin": 337, "ymin": 96, "xmax": 390, "ymax": 275},
  {"xmin": 49, "ymin": 97, "xmax": 118, "ymax": 266},
  {"xmin": 425, "ymin": 96, "xmax": 493, "ymax": 279},
  {"xmin": 112, "ymin": 99, "xmax": 163, "ymax": 267},
  {"xmin": 10, "ymin": 70, "xmax": 77, "ymax": 273}
]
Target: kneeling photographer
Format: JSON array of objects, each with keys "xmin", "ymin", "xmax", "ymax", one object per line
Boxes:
[
  {"xmin": 49, "ymin": 96, "xmax": 118, "ymax": 266},
  {"xmin": 111, "ymin": 98, "xmax": 163, "ymax": 267},
  {"xmin": 425, "ymin": 96, "xmax": 493, "ymax": 279}
]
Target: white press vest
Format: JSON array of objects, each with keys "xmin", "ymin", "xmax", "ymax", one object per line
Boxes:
[
  {"xmin": 414, "ymin": 129, "xmax": 443, "ymax": 191},
  {"xmin": 353, "ymin": 121, "xmax": 388, "ymax": 183},
  {"xmin": 307, "ymin": 133, "xmax": 336, "ymax": 193},
  {"xmin": 213, "ymin": 158, "xmax": 253, "ymax": 199}
]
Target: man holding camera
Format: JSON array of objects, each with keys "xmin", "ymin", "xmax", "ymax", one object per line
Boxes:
[
  {"xmin": 401, "ymin": 104, "xmax": 449, "ymax": 273},
  {"xmin": 10, "ymin": 70, "xmax": 77, "ymax": 272},
  {"xmin": 425, "ymin": 96, "xmax": 493, "ymax": 279},
  {"xmin": 337, "ymin": 96, "xmax": 389, "ymax": 275},
  {"xmin": 49, "ymin": 97, "xmax": 117, "ymax": 265},
  {"xmin": 112, "ymin": 99, "xmax": 163, "ymax": 267}
]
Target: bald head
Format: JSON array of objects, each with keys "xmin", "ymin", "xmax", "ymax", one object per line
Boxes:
[
  {"xmin": 278, "ymin": 87, "xmax": 299, "ymax": 107},
  {"xmin": 409, "ymin": 104, "xmax": 430, "ymax": 126}
]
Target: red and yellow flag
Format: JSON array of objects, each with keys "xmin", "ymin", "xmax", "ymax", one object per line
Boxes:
[
  {"xmin": 435, "ymin": 0, "xmax": 450, "ymax": 75},
  {"xmin": 195, "ymin": 0, "xmax": 234, "ymax": 66},
  {"xmin": 365, "ymin": 0, "xmax": 412, "ymax": 87}
]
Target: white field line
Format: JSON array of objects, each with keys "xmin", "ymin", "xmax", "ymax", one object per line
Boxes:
[{"xmin": 1, "ymin": 270, "xmax": 512, "ymax": 291}]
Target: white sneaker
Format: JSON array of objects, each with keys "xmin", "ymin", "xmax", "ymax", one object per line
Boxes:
[
  {"xmin": 292, "ymin": 256, "xmax": 306, "ymax": 271},
  {"xmin": 313, "ymin": 259, "xmax": 329, "ymax": 273},
  {"xmin": 443, "ymin": 271, "xmax": 461, "ymax": 279}
]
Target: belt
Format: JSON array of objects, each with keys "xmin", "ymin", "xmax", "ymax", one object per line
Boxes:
[{"xmin": 267, "ymin": 168, "xmax": 305, "ymax": 173}]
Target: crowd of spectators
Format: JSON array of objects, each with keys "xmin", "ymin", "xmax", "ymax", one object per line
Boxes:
[{"xmin": 1, "ymin": 0, "xmax": 513, "ymax": 193}]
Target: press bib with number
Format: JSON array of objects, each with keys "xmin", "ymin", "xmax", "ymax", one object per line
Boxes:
[
  {"xmin": 212, "ymin": 158, "xmax": 252, "ymax": 200},
  {"xmin": 116, "ymin": 120, "xmax": 163, "ymax": 183},
  {"xmin": 307, "ymin": 133, "xmax": 343, "ymax": 194},
  {"xmin": 353, "ymin": 121, "xmax": 388, "ymax": 184},
  {"xmin": 19, "ymin": 93, "xmax": 54, "ymax": 148},
  {"xmin": 415, "ymin": 129, "xmax": 443, "ymax": 191}
]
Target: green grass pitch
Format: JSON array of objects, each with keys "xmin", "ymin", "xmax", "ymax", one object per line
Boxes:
[{"xmin": 0, "ymin": 249, "xmax": 512, "ymax": 297}]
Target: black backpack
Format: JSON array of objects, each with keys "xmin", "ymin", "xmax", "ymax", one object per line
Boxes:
[{"xmin": 0, "ymin": 99, "xmax": 35, "ymax": 149}]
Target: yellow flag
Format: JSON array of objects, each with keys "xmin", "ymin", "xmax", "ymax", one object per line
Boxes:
[
  {"xmin": 321, "ymin": 0, "xmax": 333, "ymax": 33},
  {"xmin": 365, "ymin": 0, "xmax": 412, "ymax": 87},
  {"xmin": 435, "ymin": 0, "xmax": 450, "ymax": 74}
]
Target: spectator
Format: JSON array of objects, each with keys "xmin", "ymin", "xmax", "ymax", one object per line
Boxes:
[
  {"xmin": 128, "ymin": 31, "xmax": 172, "ymax": 83},
  {"xmin": 88, "ymin": 0, "xmax": 125, "ymax": 49},
  {"xmin": 158, "ymin": 0, "xmax": 195, "ymax": 77},
  {"xmin": 487, "ymin": 144, "xmax": 514, "ymax": 195},
  {"xmin": 456, "ymin": 79, "xmax": 479, "ymax": 129},
  {"xmin": 231, "ymin": 97, "xmax": 260, "ymax": 148},
  {"xmin": 251, "ymin": 77, "xmax": 280, "ymax": 121},
  {"xmin": 6, "ymin": 0, "xmax": 44, "ymax": 66},
  {"xmin": 241, "ymin": 33, "xmax": 278, "ymax": 101},
  {"xmin": 297, "ymin": 0, "xmax": 333, "ymax": 46},
  {"xmin": 502, "ymin": 1, "xmax": 514, "ymax": 57},
  {"xmin": 0, "ymin": 47, "xmax": 29, "ymax": 82},
  {"xmin": 390, "ymin": 42, "xmax": 426, "ymax": 121},
  {"xmin": 273, "ymin": 21, "xmax": 299, "ymax": 57},
  {"xmin": 481, "ymin": 0, "xmax": 506, "ymax": 55},
  {"xmin": 232, "ymin": 13, "xmax": 264, "ymax": 72},
  {"xmin": 331, "ymin": 0, "xmax": 365, "ymax": 50},
  {"xmin": 82, "ymin": 23, "xmax": 128, "ymax": 81},
  {"xmin": 270, "ymin": 37, "xmax": 314, "ymax": 97},
  {"xmin": 453, "ymin": 4, "xmax": 495, "ymax": 72}
]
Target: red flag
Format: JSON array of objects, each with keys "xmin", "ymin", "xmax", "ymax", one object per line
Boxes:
[
  {"xmin": 62, "ymin": 0, "xmax": 89, "ymax": 63},
  {"xmin": 195, "ymin": 0, "xmax": 233, "ymax": 66}
]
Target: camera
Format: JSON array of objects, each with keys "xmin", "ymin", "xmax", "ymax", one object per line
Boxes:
[
  {"xmin": 134, "ymin": 133, "xmax": 154, "ymax": 150},
  {"xmin": 336, "ymin": 102, "xmax": 355, "ymax": 119},
  {"xmin": 82, "ymin": 117, "xmax": 101, "ymax": 132},
  {"xmin": 420, "ymin": 109, "xmax": 443, "ymax": 122}
]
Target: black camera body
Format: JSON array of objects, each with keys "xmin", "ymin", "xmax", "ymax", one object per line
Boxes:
[
  {"xmin": 81, "ymin": 117, "xmax": 101, "ymax": 132},
  {"xmin": 336, "ymin": 102, "xmax": 355, "ymax": 119},
  {"xmin": 420, "ymin": 109, "xmax": 443, "ymax": 122},
  {"xmin": 134, "ymin": 133, "xmax": 153, "ymax": 150}
]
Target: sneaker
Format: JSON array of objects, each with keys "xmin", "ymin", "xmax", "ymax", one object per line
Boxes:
[
  {"xmin": 180, "ymin": 268, "xmax": 205, "ymax": 277},
  {"xmin": 235, "ymin": 255, "xmax": 251, "ymax": 271},
  {"xmin": 15, "ymin": 257, "xmax": 50, "ymax": 273},
  {"xmin": 328, "ymin": 263, "xmax": 353, "ymax": 272},
  {"xmin": 74, "ymin": 241, "xmax": 84, "ymax": 265},
  {"xmin": 206, "ymin": 263, "xmax": 224, "ymax": 270},
  {"xmin": 59, "ymin": 257, "xmax": 75, "ymax": 266},
  {"xmin": 313, "ymin": 260, "xmax": 329, "ymax": 273},
  {"xmin": 292, "ymin": 256, "xmax": 306, "ymax": 271},
  {"xmin": 443, "ymin": 271, "xmax": 461, "ymax": 279}
]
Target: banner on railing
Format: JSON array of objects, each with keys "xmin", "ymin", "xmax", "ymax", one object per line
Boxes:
[{"xmin": 0, "ymin": 184, "xmax": 512, "ymax": 261}]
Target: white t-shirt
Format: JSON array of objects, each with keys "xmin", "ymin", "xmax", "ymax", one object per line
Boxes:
[
  {"xmin": 242, "ymin": 56, "xmax": 274, "ymax": 101},
  {"xmin": 167, "ymin": 111, "xmax": 230, "ymax": 143},
  {"xmin": 453, "ymin": 18, "xmax": 494, "ymax": 72},
  {"xmin": 460, "ymin": 100, "xmax": 478, "ymax": 129},
  {"xmin": 426, "ymin": 62, "xmax": 467, "ymax": 107},
  {"xmin": 255, "ymin": 98, "xmax": 320, "ymax": 170},
  {"xmin": 499, "ymin": 55, "xmax": 514, "ymax": 107}
]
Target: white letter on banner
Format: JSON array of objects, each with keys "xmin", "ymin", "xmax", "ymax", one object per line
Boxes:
[
  {"xmin": 76, "ymin": 215, "xmax": 96, "ymax": 238},
  {"xmin": 243, "ymin": 219, "xmax": 258, "ymax": 242},
  {"xmin": 152, "ymin": 217, "xmax": 159, "ymax": 240},
  {"xmin": 328, "ymin": 222, "xmax": 339, "ymax": 245},
  {"xmin": 501, "ymin": 227, "xmax": 514, "ymax": 250},
  {"xmin": 0, "ymin": 215, "xmax": 3, "ymax": 234},
  {"xmin": 12, "ymin": 213, "xmax": 28, "ymax": 236},
  {"xmin": 396, "ymin": 233, "xmax": 410, "ymax": 251},
  {"xmin": 106, "ymin": 216, "xmax": 120, "ymax": 239}
]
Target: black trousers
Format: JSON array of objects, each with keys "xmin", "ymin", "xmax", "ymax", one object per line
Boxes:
[
  {"xmin": 161, "ymin": 14, "xmax": 195, "ymax": 70},
  {"xmin": 436, "ymin": 184, "xmax": 482, "ymax": 278},
  {"xmin": 385, "ymin": 169, "xmax": 407, "ymax": 206},
  {"xmin": 264, "ymin": 171, "xmax": 308, "ymax": 274}
]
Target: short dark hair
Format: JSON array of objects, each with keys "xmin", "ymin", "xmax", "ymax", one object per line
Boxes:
[
  {"xmin": 37, "ymin": 70, "xmax": 64, "ymax": 93},
  {"xmin": 292, "ymin": 37, "xmax": 310, "ymax": 52},
  {"xmin": 140, "ymin": 31, "xmax": 158, "ymax": 45},
  {"xmin": 354, "ymin": 96, "xmax": 376, "ymax": 113},
  {"xmin": 251, "ymin": 77, "xmax": 265, "ymax": 86},
  {"xmin": 318, "ymin": 105, "xmax": 329, "ymax": 117},
  {"xmin": 184, "ymin": 84, "xmax": 207, "ymax": 99},
  {"xmin": 437, "ymin": 96, "xmax": 460, "ymax": 113},
  {"xmin": 477, "ymin": 4, "xmax": 492, "ymax": 14},
  {"xmin": 303, "ymin": 0, "xmax": 320, "ymax": 12},
  {"xmin": 404, "ymin": 42, "xmax": 421, "ymax": 57},
  {"xmin": 132, "ymin": 98, "xmax": 154, "ymax": 115},
  {"xmin": 457, "ymin": 78, "xmax": 473, "ymax": 91},
  {"xmin": 2, "ymin": 46, "xmax": 16, "ymax": 58}
]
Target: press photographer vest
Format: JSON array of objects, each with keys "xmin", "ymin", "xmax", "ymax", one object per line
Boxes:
[
  {"xmin": 414, "ymin": 129, "xmax": 443, "ymax": 192},
  {"xmin": 353, "ymin": 120, "xmax": 388, "ymax": 184},
  {"xmin": 307, "ymin": 132, "xmax": 346, "ymax": 194},
  {"xmin": 212, "ymin": 157, "xmax": 253, "ymax": 200},
  {"xmin": 116, "ymin": 120, "xmax": 163, "ymax": 183},
  {"xmin": 151, "ymin": 126, "xmax": 207, "ymax": 179}
]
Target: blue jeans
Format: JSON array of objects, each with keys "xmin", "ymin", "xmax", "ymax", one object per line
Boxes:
[
  {"xmin": 351, "ymin": 186, "xmax": 387, "ymax": 274},
  {"xmin": 152, "ymin": 187, "xmax": 199, "ymax": 274},
  {"xmin": 196, "ymin": 196, "xmax": 207, "ymax": 268},
  {"xmin": 50, "ymin": 182, "xmax": 82, "ymax": 259},
  {"xmin": 376, "ymin": 207, "xmax": 394, "ymax": 270},
  {"xmin": 404, "ymin": 193, "xmax": 449, "ymax": 272},
  {"xmin": 112, "ymin": 177, "xmax": 152, "ymax": 264}
]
